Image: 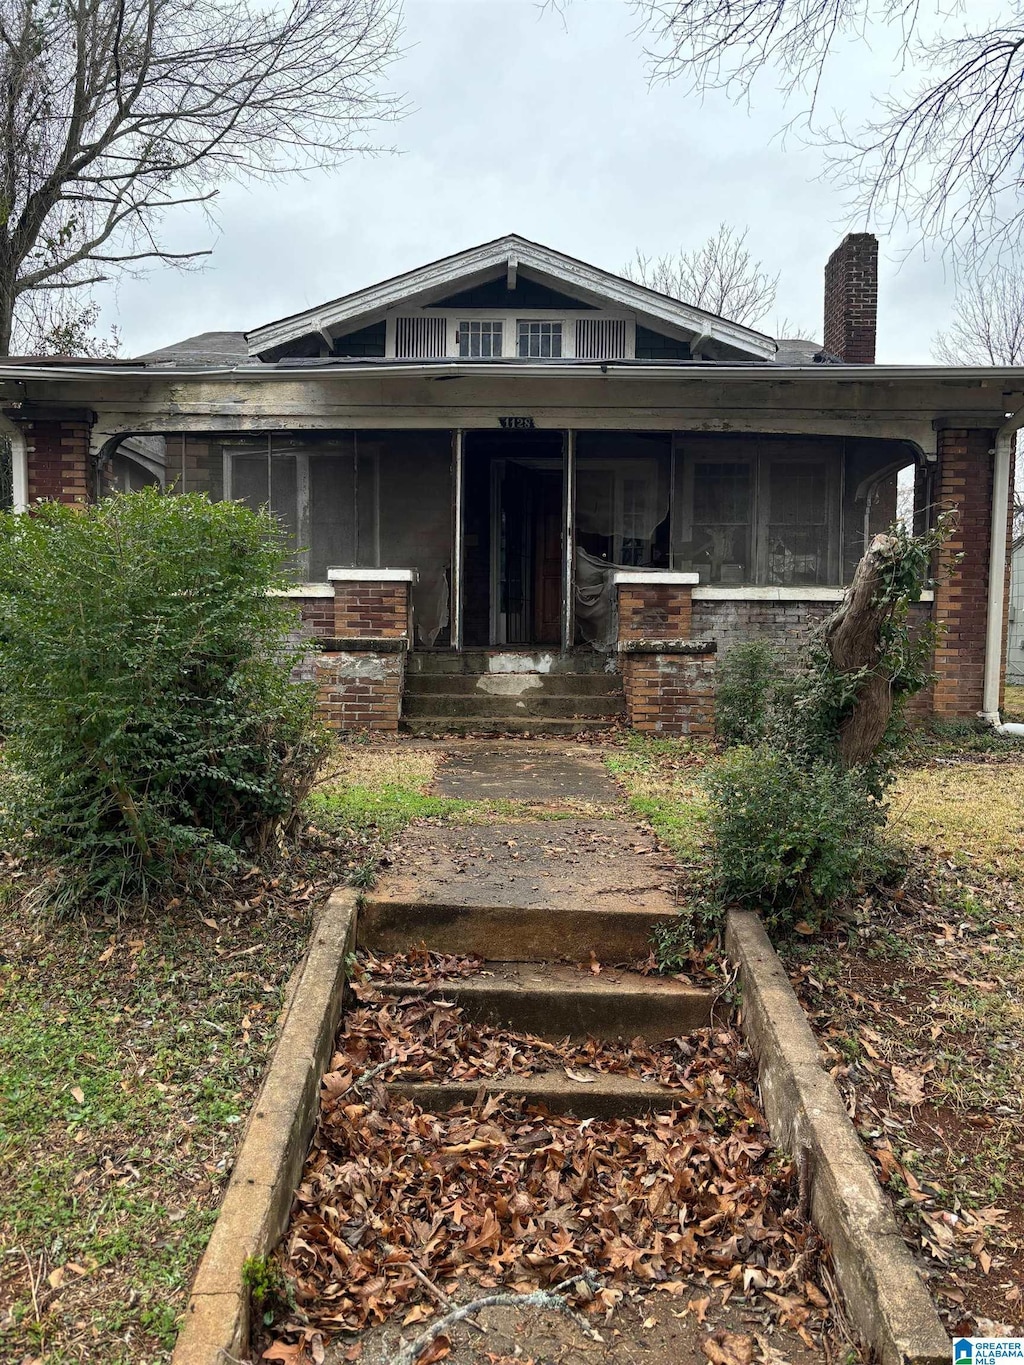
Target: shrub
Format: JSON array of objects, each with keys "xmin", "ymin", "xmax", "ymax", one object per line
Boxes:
[
  {"xmin": 705, "ymin": 744, "xmax": 888, "ymax": 934},
  {"xmin": 714, "ymin": 640, "xmax": 780, "ymax": 745},
  {"xmin": 0, "ymin": 489, "xmax": 326, "ymax": 912}
]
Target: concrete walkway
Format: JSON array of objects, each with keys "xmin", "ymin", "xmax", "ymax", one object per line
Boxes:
[{"xmin": 359, "ymin": 742, "xmax": 713, "ymax": 1115}]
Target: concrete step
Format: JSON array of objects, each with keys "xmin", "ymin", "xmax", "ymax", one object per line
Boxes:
[
  {"xmin": 408, "ymin": 650, "xmax": 612, "ymax": 676},
  {"xmin": 376, "ymin": 961, "xmax": 713, "ymax": 1041},
  {"xmin": 402, "ymin": 693, "xmax": 624, "ymax": 720},
  {"xmin": 404, "ymin": 672, "xmax": 623, "ymax": 696},
  {"xmin": 358, "ymin": 897, "xmax": 675, "ymax": 960},
  {"xmin": 400, "ymin": 717, "xmax": 620, "ymax": 737},
  {"xmin": 386, "ymin": 1068, "xmax": 679, "ymax": 1118}
]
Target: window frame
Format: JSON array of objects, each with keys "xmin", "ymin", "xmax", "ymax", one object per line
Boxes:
[
  {"xmin": 516, "ymin": 318, "xmax": 564, "ymax": 359},
  {"xmin": 674, "ymin": 438, "xmax": 842, "ymax": 586},
  {"xmin": 457, "ymin": 318, "xmax": 503, "ymax": 358}
]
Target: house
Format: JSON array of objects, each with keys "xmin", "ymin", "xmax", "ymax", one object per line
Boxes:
[
  {"xmin": 0, "ymin": 232, "xmax": 1020, "ymax": 735},
  {"xmin": 1008, "ymin": 538, "xmax": 1024, "ymax": 686}
]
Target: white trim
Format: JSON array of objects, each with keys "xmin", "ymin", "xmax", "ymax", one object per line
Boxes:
[
  {"xmin": 691, "ymin": 585, "xmax": 934, "ymax": 603},
  {"xmin": 0, "ymin": 414, "xmax": 29, "ymax": 511},
  {"xmin": 271, "ymin": 584, "xmax": 335, "ymax": 598},
  {"xmin": 983, "ymin": 414, "xmax": 1024, "ymax": 721},
  {"xmin": 326, "ymin": 567, "xmax": 418, "ymax": 582},
  {"xmin": 613, "ymin": 570, "xmax": 700, "ymax": 586},
  {"xmin": 244, "ymin": 235, "xmax": 776, "ymax": 360}
]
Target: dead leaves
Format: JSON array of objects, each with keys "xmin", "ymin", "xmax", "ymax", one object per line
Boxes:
[
  {"xmin": 702, "ymin": 1330, "xmax": 754, "ymax": 1365},
  {"xmin": 889, "ymin": 1064, "xmax": 925, "ymax": 1107},
  {"xmin": 269, "ymin": 971, "xmax": 834, "ymax": 1352}
]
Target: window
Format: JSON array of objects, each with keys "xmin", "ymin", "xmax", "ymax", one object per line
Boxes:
[
  {"xmin": 457, "ymin": 319, "xmax": 503, "ymax": 358},
  {"xmin": 517, "ymin": 319, "xmax": 562, "ymax": 358},
  {"xmin": 676, "ymin": 439, "xmax": 840, "ymax": 585}
]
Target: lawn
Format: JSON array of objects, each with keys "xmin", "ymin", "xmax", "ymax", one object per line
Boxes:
[
  {"xmin": 606, "ymin": 728, "xmax": 1024, "ymax": 1337},
  {"xmin": 0, "ymin": 740, "xmax": 449, "ymax": 1363}
]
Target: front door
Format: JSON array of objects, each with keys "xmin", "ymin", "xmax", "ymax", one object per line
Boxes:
[
  {"xmin": 461, "ymin": 430, "xmax": 565, "ymax": 649},
  {"xmin": 491, "ymin": 457, "xmax": 562, "ymax": 647}
]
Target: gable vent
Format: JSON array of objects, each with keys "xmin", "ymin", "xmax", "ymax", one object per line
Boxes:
[
  {"xmin": 395, "ymin": 315, "xmax": 447, "ymax": 358},
  {"xmin": 575, "ymin": 318, "xmax": 627, "ymax": 360}
]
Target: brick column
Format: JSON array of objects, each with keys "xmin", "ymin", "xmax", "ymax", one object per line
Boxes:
[
  {"xmin": 312, "ymin": 570, "xmax": 416, "ymax": 732},
  {"xmin": 614, "ymin": 572, "xmax": 717, "ymax": 736},
  {"xmin": 932, "ymin": 427, "xmax": 998, "ymax": 718},
  {"xmin": 20, "ymin": 413, "xmax": 93, "ymax": 504}
]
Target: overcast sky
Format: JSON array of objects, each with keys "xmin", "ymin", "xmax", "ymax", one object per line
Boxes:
[{"xmin": 98, "ymin": 0, "xmax": 965, "ymax": 363}]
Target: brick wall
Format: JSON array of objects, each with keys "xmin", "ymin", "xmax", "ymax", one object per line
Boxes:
[
  {"xmin": 333, "ymin": 581, "xmax": 410, "ymax": 639},
  {"xmin": 621, "ymin": 651, "xmax": 717, "ymax": 737},
  {"xmin": 615, "ymin": 580, "xmax": 716, "ymax": 734},
  {"xmin": 691, "ymin": 598, "xmax": 837, "ymax": 661},
  {"xmin": 932, "ymin": 428, "xmax": 995, "ymax": 717},
  {"xmin": 315, "ymin": 651, "xmax": 405, "ymax": 733},
  {"xmin": 823, "ymin": 233, "xmax": 878, "ymax": 364},
  {"xmin": 22, "ymin": 417, "xmax": 92, "ymax": 504},
  {"xmin": 617, "ymin": 583, "xmax": 692, "ymax": 641}
]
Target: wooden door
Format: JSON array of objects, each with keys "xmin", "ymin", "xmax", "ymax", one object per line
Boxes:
[{"xmin": 532, "ymin": 469, "xmax": 562, "ymax": 645}]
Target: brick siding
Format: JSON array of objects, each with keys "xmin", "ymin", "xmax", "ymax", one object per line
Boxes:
[
  {"xmin": 315, "ymin": 651, "xmax": 405, "ymax": 733},
  {"xmin": 23, "ymin": 418, "xmax": 91, "ymax": 504},
  {"xmin": 333, "ymin": 581, "xmax": 410, "ymax": 639},
  {"xmin": 617, "ymin": 583, "xmax": 692, "ymax": 642},
  {"xmin": 621, "ymin": 652, "xmax": 716, "ymax": 737},
  {"xmin": 932, "ymin": 428, "xmax": 995, "ymax": 717},
  {"xmin": 823, "ymin": 234, "xmax": 878, "ymax": 364}
]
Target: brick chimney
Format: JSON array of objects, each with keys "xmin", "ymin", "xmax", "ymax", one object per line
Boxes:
[{"xmin": 823, "ymin": 233, "xmax": 878, "ymax": 363}]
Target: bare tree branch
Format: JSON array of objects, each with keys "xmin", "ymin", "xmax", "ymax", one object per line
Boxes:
[
  {"xmin": 620, "ymin": 0, "xmax": 1024, "ymax": 262},
  {"xmin": 0, "ymin": 0, "xmax": 404, "ymax": 353},
  {"xmin": 623, "ymin": 221, "xmax": 778, "ymax": 326}
]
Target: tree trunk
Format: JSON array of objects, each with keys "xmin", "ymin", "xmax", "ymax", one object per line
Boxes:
[
  {"xmin": 0, "ymin": 268, "xmax": 15, "ymax": 357},
  {"xmin": 823, "ymin": 532, "xmax": 897, "ymax": 766}
]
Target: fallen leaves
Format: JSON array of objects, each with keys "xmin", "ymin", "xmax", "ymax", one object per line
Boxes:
[
  {"xmin": 702, "ymin": 1329, "xmax": 754, "ymax": 1365},
  {"xmin": 269, "ymin": 968, "xmax": 834, "ymax": 1352}
]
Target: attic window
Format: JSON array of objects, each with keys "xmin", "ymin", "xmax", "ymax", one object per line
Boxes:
[
  {"xmin": 575, "ymin": 318, "xmax": 627, "ymax": 360},
  {"xmin": 457, "ymin": 319, "xmax": 502, "ymax": 358},
  {"xmin": 517, "ymin": 320, "xmax": 562, "ymax": 358},
  {"xmin": 395, "ymin": 315, "xmax": 446, "ymax": 358}
]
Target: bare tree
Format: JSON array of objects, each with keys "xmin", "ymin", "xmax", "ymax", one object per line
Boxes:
[
  {"xmin": 623, "ymin": 222, "xmax": 777, "ymax": 326},
  {"xmin": 0, "ymin": 0, "xmax": 403, "ymax": 355},
  {"xmin": 932, "ymin": 266, "xmax": 1024, "ymax": 366},
  {"xmin": 933, "ymin": 265, "xmax": 1024, "ymax": 546},
  {"xmin": 603, "ymin": 1, "xmax": 1024, "ymax": 261}
]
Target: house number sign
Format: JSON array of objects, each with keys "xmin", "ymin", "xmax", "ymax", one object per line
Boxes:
[{"xmin": 498, "ymin": 416, "xmax": 535, "ymax": 429}]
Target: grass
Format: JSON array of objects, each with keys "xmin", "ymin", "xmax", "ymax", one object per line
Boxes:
[
  {"xmin": 0, "ymin": 864, "xmax": 317, "ymax": 1363},
  {"xmin": 604, "ymin": 733, "xmax": 712, "ymax": 863},
  {"xmin": 1004, "ymin": 682, "xmax": 1024, "ymax": 721},
  {"xmin": 889, "ymin": 761, "xmax": 1024, "ymax": 880}
]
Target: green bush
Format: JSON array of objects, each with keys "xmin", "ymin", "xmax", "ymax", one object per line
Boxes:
[
  {"xmin": 714, "ymin": 640, "xmax": 780, "ymax": 745},
  {"xmin": 0, "ymin": 489, "xmax": 326, "ymax": 912},
  {"xmin": 705, "ymin": 745, "xmax": 888, "ymax": 933}
]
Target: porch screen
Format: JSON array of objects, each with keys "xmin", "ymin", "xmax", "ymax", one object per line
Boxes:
[
  {"xmin": 217, "ymin": 432, "xmax": 451, "ymax": 646},
  {"xmin": 675, "ymin": 437, "xmax": 840, "ymax": 585},
  {"xmin": 574, "ymin": 433, "xmax": 671, "ymax": 647}
]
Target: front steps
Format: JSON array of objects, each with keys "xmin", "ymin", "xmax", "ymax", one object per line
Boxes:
[
  {"xmin": 402, "ymin": 649, "xmax": 624, "ymax": 735},
  {"xmin": 376, "ymin": 960, "xmax": 713, "ymax": 1041},
  {"xmin": 386, "ymin": 1069, "xmax": 679, "ymax": 1119}
]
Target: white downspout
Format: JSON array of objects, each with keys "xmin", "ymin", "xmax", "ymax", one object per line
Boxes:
[
  {"xmin": 982, "ymin": 405, "xmax": 1024, "ymax": 730},
  {"xmin": 0, "ymin": 413, "xmax": 28, "ymax": 511}
]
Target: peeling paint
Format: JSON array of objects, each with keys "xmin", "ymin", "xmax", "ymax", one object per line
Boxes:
[
  {"xmin": 486, "ymin": 652, "xmax": 554, "ymax": 674},
  {"xmin": 337, "ymin": 654, "xmax": 388, "ymax": 681},
  {"xmin": 476, "ymin": 674, "xmax": 544, "ymax": 696}
]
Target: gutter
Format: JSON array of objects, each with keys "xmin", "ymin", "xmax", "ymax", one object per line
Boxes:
[{"xmin": 982, "ymin": 404, "xmax": 1024, "ymax": 732}]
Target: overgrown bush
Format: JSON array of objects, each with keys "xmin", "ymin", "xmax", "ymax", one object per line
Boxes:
[
  {"xmin": 714, "ymin": 639, "xmax": 780, "ymax": 745},
  {"xmin": 0, "ymin": 489, "xmax": 326, "ymax": 912},
  {"xmin": 705, "ymin": 745, "xmax": 888, "ymax": 933}
]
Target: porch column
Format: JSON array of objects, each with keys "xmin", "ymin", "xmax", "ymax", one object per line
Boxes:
[
  {"xmin": 452, "ymin": 428, "xmax": 464, "ymax": 651},
  {"xmin": 312, "ymin": 568, "xmax": 417, "ymax": 732},
  {"xmin": 613, "ymin": 570, "xmax": 717, "ymax": 736},
  {"xmin": 562, "ymin": 429, "xmax": 575, "ymax": 651}
]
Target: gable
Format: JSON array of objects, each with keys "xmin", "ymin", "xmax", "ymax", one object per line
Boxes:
[
  {"xmin": 245, "ymin": 234, "xmax": 776, "ymax": 363},
  {"xmin": 429, "ymin": 274, "xmax": 597, "ymax": 311}
]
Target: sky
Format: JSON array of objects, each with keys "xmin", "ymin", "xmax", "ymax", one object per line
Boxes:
[{"xmin": 96, "ymin": 0, "xmax": 967, "ymax": 363}]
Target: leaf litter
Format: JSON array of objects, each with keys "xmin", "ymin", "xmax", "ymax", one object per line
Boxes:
[{"xmin": 263, "ymin": 953, "xmax": 852, "ymax": 1363}]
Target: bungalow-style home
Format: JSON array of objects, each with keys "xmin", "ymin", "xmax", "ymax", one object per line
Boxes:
[{"xmin": 0, "ymin": 233, "xmax": 1019, "ymax": 735}]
